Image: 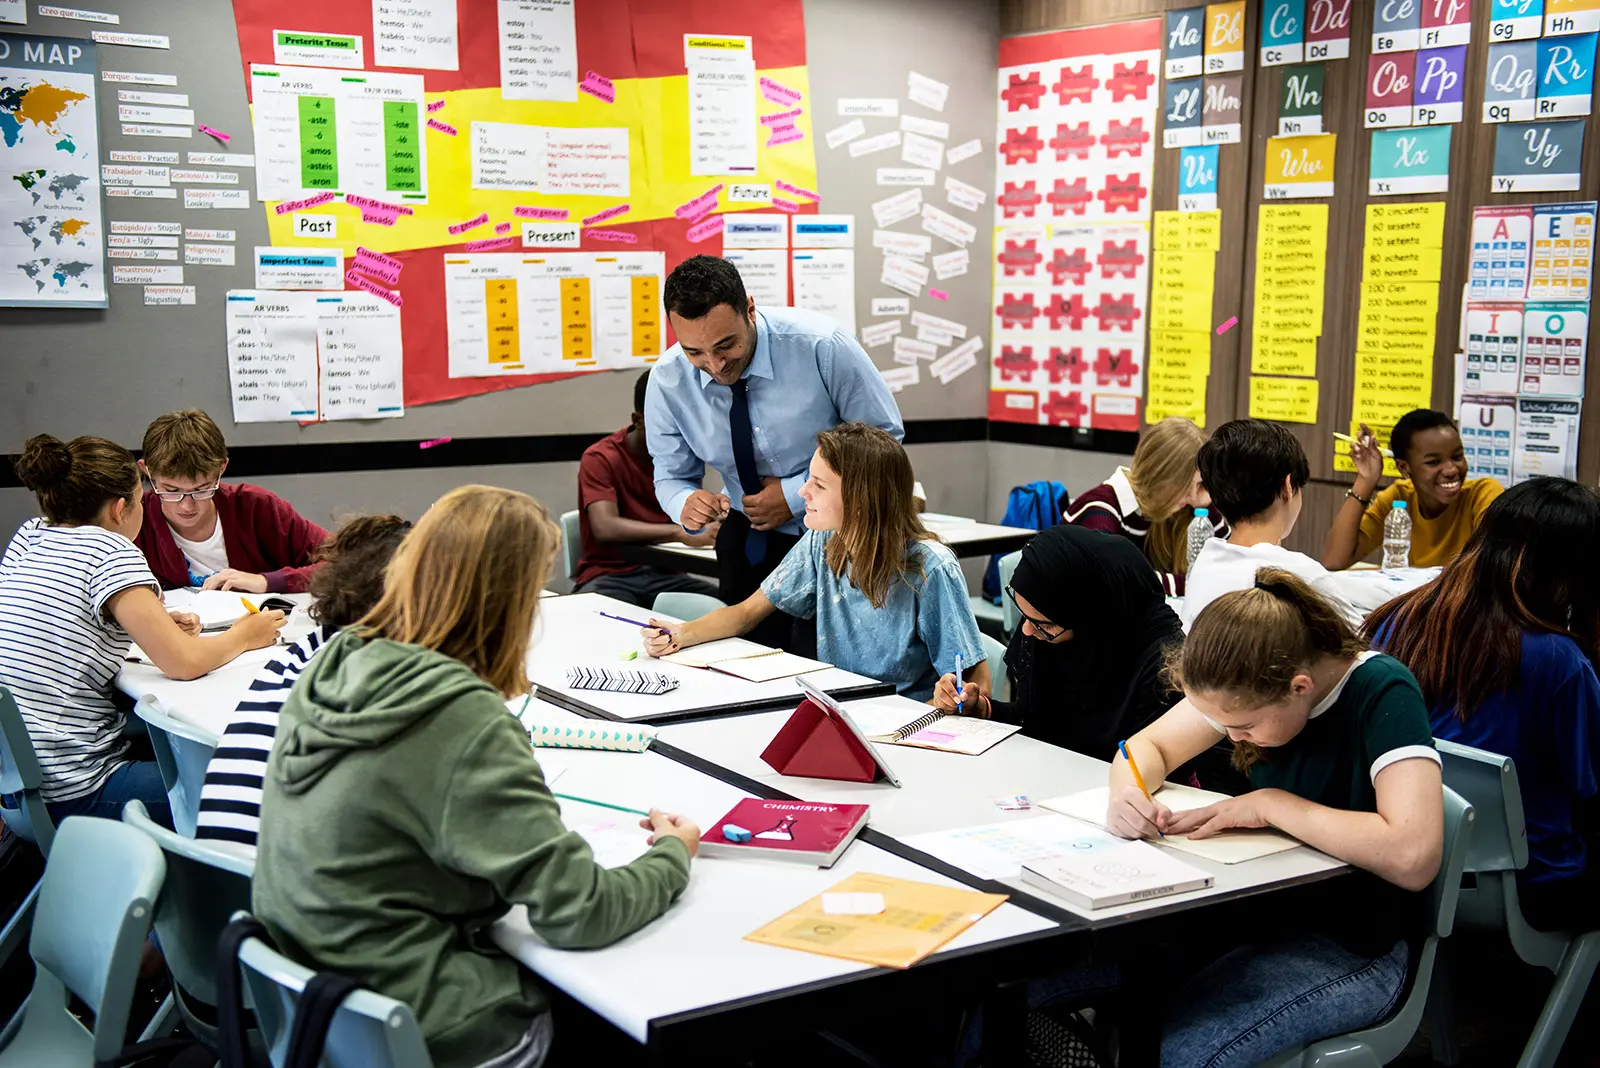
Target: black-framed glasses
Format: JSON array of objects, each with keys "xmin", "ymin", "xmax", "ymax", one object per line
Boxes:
[
  {"xmin": 1005, "ymin": 584, "xmax": 1064, "ymax": 638},
  {"xmin": 146, "ymin": 481, "xmax": 220, "ymax": 504}
]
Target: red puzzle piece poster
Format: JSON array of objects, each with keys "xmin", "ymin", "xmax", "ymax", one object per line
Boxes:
[{"xmin": 991, "ymin": 20, "xmax": 1159, "ymax": 429}]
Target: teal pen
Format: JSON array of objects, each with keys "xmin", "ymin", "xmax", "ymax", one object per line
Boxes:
[{"xmin": 553, "ymin": 792, "xmax": 651, "ymax": 818}]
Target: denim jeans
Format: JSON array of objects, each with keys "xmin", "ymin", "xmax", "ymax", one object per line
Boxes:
[
  {"xmin": 1, "ymin": 760, "xmax": 173, "ymax": 832},
  {"xmin": 1161, "ymin": 935, "xmax": 1409, "ymax": 1068}
]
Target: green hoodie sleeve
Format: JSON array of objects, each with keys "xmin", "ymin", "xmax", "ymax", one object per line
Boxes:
[{"xmin": 437, "ymin": 704, "xmax": 691, "ymax": 950}]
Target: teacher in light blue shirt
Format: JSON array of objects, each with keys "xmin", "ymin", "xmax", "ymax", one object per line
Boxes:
[{"xmin": 645, "ymin": 255, "xmax": 903, "ymax": 649}]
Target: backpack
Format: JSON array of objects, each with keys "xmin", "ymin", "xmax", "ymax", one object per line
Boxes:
[{"xmin": 981, "ymin": 480, "xmax": 1067, "ymax": 603}]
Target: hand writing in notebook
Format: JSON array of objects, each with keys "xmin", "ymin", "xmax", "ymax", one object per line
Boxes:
[
  {"xmin": 1164, "ymin": 791, "xmax": 1281, "ymax": 839},
  {"xmin": 1106, "ymin": 785, "xmax": 1173, "ymax": 840},
  {"xmin": 931, "ymin": 672, "xmax": 979, "ymax": 714},
  {"xmin": 641, "ymin": 619, "xmax": 682, "ymax": 657},
  {"xmin": 168, "ymin": 610, "xmax": 202, "ymax": 637}
]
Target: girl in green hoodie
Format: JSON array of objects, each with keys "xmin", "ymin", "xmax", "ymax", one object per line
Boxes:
[{"xmin": 254, "ymin": 485, "xmax": 700, "ymax": 1068}]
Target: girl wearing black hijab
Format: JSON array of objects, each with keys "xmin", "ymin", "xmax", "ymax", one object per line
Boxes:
[{"xmin": 936, "ymin": 524, "xmax": 1196, "ymax": 761}]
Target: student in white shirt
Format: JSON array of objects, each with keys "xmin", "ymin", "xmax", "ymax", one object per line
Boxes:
[
  {"xmin": 0, "ymin": 435, "xmax": 284, "ymax": 830},
  {"xmin": 1183, "ymin": 419, "xmax": 1369, "ymax": 632}
]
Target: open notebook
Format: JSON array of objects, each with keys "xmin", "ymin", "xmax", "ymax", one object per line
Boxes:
[
  {"xmin": 163, "ymin": 589, "xmax": 262, "ymax": 632},
  {"xmin": 1038, "ymin": 783, "xmax": 1301, "ymax": 865},
  {"xmin": 659, "ymin": 637, "xmax": 829, "ymax": 683},
  {"xmin": 842, "ymin": 701, "xmax": 1021, "ymax": 756}
]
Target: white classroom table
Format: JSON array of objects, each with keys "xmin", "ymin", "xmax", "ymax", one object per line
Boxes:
[
  {"xmin": 616, "ymin": 514, "xmax": 1037, "ymax": 579},
  {"xmin": 527, "ymin": 593, "xmax": 892, "ymax": 723},
  {"xmin": 491, "ymin": 741, "xmax": 1058, "ymax": 1046},
  {"xmin": 656, "ymin": 695, "xmax": 1348, "ymax": 926}
]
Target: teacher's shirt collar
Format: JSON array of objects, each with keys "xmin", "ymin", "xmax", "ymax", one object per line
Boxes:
[{"xmin": 694, "ymin": 310, "xmax": 774, "ymax": 389}]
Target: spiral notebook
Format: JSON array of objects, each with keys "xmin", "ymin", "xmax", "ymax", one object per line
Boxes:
[
  {"xmin": 844, "ymin": 702, "xmax": 1022, "ymax": 756},
  {"xmin": 660, "ymin": 638, "xmax": 830, "ymax": 683}
]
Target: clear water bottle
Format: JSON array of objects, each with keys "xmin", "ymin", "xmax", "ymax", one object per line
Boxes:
[
  {"xmin": 1382, "ymin": 500, "xmax": 1412, "ymax": 571},
  {"xmin": 1186, "ymin": 507, "xmax": 1214, "ymax": 572}
]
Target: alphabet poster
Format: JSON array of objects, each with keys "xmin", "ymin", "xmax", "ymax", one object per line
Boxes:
[
  {"xmin": 1279, "ymin": 64, "xmax": 1326, "ymax": 135},
  {"xmin": 992, "ymin": 19, "xmax": 1160, "ymax": 429},
  {"xmin": 1491, "ymin": 118, "xmax": 1585, "ymax": 190},
  {"xmin": 1264, "ymin": 132, "xmax": 1336, "ymax": 198},
  {"xmin": 1369, "ymin": 125, "xmax": 1451, "ymax": 194}
]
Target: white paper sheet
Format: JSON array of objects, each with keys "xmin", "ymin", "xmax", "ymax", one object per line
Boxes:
[
  {"xmin": 226, "ymin": 291, "xmax": 321, "ymax": 423},
  {"xmin": 686, "ymin": 35, "xmax": 757, "ymax": 177},
  {"xmin": 1514, "ymin": 397, "xmax": 1581, "ymax": 482},
  {"xmin": 471, "ymin": 122, "xmax": 628, "ymax": 195},
  {"xmin": 723, "ymin": 248, "xmax": 788, "ymax": 308},
  {"xmin": 373, "ymin": 0, "xmax": 459, "ymax": 70},
  {"xmin": 498, "ymin": 0, "xmax": 576, "ymax": 100},
  {"xmin": 254, "ymin": 247, "xmax": 343, "ymax": 289},
  {"xmin": 317, "ymin": 293, "xmax": 405, "ymax": 420},
  {"xmin": 791, "ymin": 249, "xmax": 856, "ymax": 333}
]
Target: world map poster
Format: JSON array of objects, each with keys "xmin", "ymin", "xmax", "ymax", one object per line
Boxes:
[{"xmin": 0, "ymin": 32, "xmax": 105, "ymax": 308}]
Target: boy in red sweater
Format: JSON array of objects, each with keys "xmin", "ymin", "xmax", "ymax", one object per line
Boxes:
[{"xmin": 134, "ymin": 410, "xmax": 328, "ymax": 593}]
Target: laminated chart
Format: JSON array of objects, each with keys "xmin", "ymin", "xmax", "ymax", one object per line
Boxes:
[
  {"xmin": 250, "ymin": 65, "xmax": 428, "ymax": 205},
  {"xmin": 444, "ymin": 251, "xmax": 664, "ymax": 377},
  {"xmin": 1146, "ymin": 209, "xmax": 1221, "ymax": 426},
  {"xmin": 1249, "ymin": 204, "xmax": 1328, "ymax": 426},
  {"xmin": 990, "ymin": 17, "xmax": 1161, "ymax": 430}
]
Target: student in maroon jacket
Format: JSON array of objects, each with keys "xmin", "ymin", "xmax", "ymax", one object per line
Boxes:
[{"xmin": 133, "ymin": 410, "xmax": 328, "ymax": 593}]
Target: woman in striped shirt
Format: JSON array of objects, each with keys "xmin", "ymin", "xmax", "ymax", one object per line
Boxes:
[
  {"xmin": 1062, "ymin": 416, "xmax": 1227, "ymax": 596},
  {"xmin": 0, "ymin": 435, "xmax": 284, "ymax": 830},
  {"xmin": 195, "ymin": 514, "xmax": 411, "ymax": 850}
]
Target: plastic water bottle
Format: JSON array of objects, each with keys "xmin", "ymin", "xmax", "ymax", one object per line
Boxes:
[
  {"xmin": 1186, "ymin": 507, "xmax": 1214, "ymax": 572},
  {"xmin": 1382, "ymin": 501, "xmax": 1412, "ymax": 571}
]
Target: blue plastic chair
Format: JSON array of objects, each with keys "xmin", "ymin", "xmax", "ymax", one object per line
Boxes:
[
  {"xmin": 651, "ymin": 590, "xmax": 728, "ymax": 621},
  {"xmin": 0, "ymin": 816, "xmax": 165, "ymax": 1064},
  {"xmin": 979, "ymin": 632, "xmax": 1010, "ymax": 704},
  {"xmin": 559, "ymin": 509, "xmax": 581, "ymax": 582},
  {"xmin": 234, "ymin": 912, "xmax": 435, "ymax": 1068},
  {"xmin": 124, "ymin": 799, "xmax": 254, "ymax": 1049},
  {"xmin": 1257, "ymin": 785, "xmax": 1475, "ymax": 1067},
  {"xmin": 1429, "ymin": 740, "xmax": 1600, "ymax": 1068},
  {"xmin": 134, "ymin": 696, "xmax": 218, "ymax": 838}
]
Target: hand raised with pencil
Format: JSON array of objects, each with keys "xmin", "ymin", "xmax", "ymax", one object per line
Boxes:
[{"xmin": 641, "ymin": 618, "xmax": 685, "ymax": 657}]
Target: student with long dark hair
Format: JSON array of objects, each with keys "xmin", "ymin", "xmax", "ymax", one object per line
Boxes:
[{"xmin": 1369, "ymin": 477, "xmax": 1600, "ymax": 931}]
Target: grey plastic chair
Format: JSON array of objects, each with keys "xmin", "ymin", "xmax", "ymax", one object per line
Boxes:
[
  {"xmin": 134, "ymin": 696, "xmax": 218, "ymax": 838},
  {"xmin": 0, "ymin": 684, "xmax": 54, "ymax": 857},
  {"xmin": 234, "ymin": 912, "xmax": 434, "ymax": 1068},
  {"xmin": 1257, "ymin": 785, "xmax": 1475, "ymax": 1068},
  {"xmin": 559, "ymin": 509, "xmax": 581, "ymax": 582},
  {"xmin": 979, "ymin": 632, "xmax": 1010, "ymax": 704},
  {"xmin": 0, "ymin": 816, "xmax": 165, "ymax": 1064},
  {"xmin": 998, "ymin": 550, "xmax": 1023, "ymax": 638},
  {"xmin": 124, "ymin": 799, "xmax": 254, "ymax": 1049},
  {"xmin": 651, "ymin": 590, "xmax": 727, "ymax": 622},
  {"xmin": 1428, "ymin": 739, "xmax": 1600, "ymax": 1068}
]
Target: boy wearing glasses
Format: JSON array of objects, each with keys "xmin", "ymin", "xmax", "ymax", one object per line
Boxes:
[{"xmin": 134, "ymin": 410, "xmax": 329, "ymax": 593}]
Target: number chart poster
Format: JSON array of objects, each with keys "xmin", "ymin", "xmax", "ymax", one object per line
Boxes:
[
  {"xmin": 990, "ymin": 18, "xmax": 1160, "ymax": 431},
  {"xmin": 230, "ymin": 0, "xmax": 816, "ymax": 409}
]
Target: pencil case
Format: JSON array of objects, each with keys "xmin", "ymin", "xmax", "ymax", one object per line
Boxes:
[
  {"xmin": 564, "ymin": 666, "xmax": 679, "ymax": 695},
  {"xmin": 524, "ymin": 718, "xmax": 657, "ymax": 753}
]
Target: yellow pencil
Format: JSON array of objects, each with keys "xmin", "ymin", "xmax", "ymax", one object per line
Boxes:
[
  {"xmin": 240, "ymin": 597, "xmax": 260, "ymax": 615},
  {"xmin": 1118, "ymin": 739, "xmax": 1163, "ymax": 837}
]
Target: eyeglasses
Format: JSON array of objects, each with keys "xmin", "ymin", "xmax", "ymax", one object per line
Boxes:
[
  {"xmin": 146, "ymin": 481, "xmax": 220, "ymax": 504},
  {"xmin": 1005, "ymin": 585, "xmax": 1064, "ymax": 639}
]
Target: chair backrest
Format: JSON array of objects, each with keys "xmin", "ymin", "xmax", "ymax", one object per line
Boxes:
[
  {"xmin": 28, "ymin": 816, "xmax": 166, "ymax": 1063},
  {"xmin": 1435, "ymin": 738, "xmax": 1528, "ymax": 874},
  {"xmin": 0, "ymin": 684, "xmax": 56, "ymax": 857},
  {"xmin": 124, "ymin": 800, "xmax": 252, "ymax": 1012},
  {"xmin": 651, "ymin": 590, "xmax": 728, "ymax": 622},
  {"xmin": 997, "ymin": 551, "xmax": 1023, "ymax": 636},
  {"xmin": 1429, "ymin": 785, "xmax": 1476, "ymax": 939},
  {"xmin": 559, "ymin": 509, "xmax": 581, "ymax": 582},
  {"xmin": 979, "ymin": 632, "xmax": 1010, "ymax": 703},
  {"xmin": 236, "ymin": 920, "xmax": 434, "ymax": 1068},
  {"xmin": 133, "ymin": 697, "xmax": 218, "ymax": 838}
]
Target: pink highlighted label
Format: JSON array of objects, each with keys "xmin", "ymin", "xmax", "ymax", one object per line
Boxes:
[
  {"xmin": 426, "ymin": 99, "xmax": 446, "ymax": 113},
  {"xmin": 419, "ymin": 436, "xmax": 451, "ymax": 449},
  {"xmin": 494, "ymin": 221, "xmax": 512, "ymax": 235},
  {"xmin": 464, "ymin": 236, "xmax": 517, "ymax": 251},
  {"xmin": 771, "ymin": 197, "xmax": 801, "ymax": 212},
  {"xmin": 426, "ymin": 117, "xmax": 458, "ymax": 136},
  {"xmin": 1215, "ymin": 316, "xmax": 1238, "ymax": 335},
  {"xmin": 273, "ymin": 191, "xmax": 336, "ymax": 215},
  {"xmin": 774, "ymin": 179, "xmax": 819, "ymax": 201},
  {"xmin": 448, "ymin": 212, "xmax": 490, "ymax": 235},
  {"xmin": 353, "ymin": 246, "xmax": 404, "ymax": 285},
  {"xmin": 346, "ymin": 194, "xmax": 414, "ymax": 216},
  {"xmin": 760, "ymin": 108, "xmax": 803, "ymax": 126},
  {"xmin": 514, "ymin": 206, "xmax": 569, "ymax": 220},
  {"xmin": 674, "ymin": 184, "xmax": 723, "ymax": 220},
  {"xmin": 346, "ymin": 270, "xmax": 402, "ymax": 306},
  {"xmin": 759, "ymin": 76, "xmax": 802, "ymax": 106},
  {"xmin": 586, "ymin": 228, "xmax": 639, "ymax": 243},
  {"xmin": 766, "ymin": 124, "xmax": 804, "ymax": 147},
  {"xmin": 578, "ymin": 70, "xmax": 615, "ymax": 104},
  {"xmin": 581, "ymin": 203, "xmax": 629, "ymax": 226},
  {"xmin": 361, "ymin": 209, "xmax": 398, "ymax": 226},
  {"xmin": 930, "ymin": 288, "xmax": 949, "ymax": 300},
  {"xmin": 686, "ymin": 214, "xmax": 725, "ymax": 243},
  {"xmin": 198, "ymin": 124, "xmax": 230, "ymax": 143}
]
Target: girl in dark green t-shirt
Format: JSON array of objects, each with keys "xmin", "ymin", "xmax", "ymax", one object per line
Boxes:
[{"xmin": 1108, "ymin": 567, "xmax": 1444, "ymax": 1067}]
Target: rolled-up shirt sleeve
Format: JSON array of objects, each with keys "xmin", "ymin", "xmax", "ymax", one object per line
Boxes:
[{"xmin": 645, "ymin": 373, "xmax": 707, "ymax": 529}]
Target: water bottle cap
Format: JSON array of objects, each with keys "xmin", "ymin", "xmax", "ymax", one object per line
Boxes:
[
  {"xmin": 1193, "ymin": 507, "xmax": 1208, "ymax": 517},
  {"xmin": 1393, "ymin": 501, "xmax": 1407, "ymax": 510}
]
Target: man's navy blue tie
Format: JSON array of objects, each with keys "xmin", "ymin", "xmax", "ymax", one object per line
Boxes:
[{"xmin": 728, "ymin": 378, "xmax": 767, "ymax": 565}]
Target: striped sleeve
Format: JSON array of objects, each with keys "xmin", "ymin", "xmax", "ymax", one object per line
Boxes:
[{"xmin": 88, "ymin": 538, "xmax": 160, "ymax": 617}]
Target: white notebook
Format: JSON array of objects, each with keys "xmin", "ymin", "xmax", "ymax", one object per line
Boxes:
[
  {"xmin": 1038, "ymin": 783, "xmax": 1301, "ymax": 865},
  {"xmin": 844, "ymin": 701, "xmax": 1021, "ymax": 756},
  {"xmin": 660, "ymin": 638, "xmax": 830, "ymax": 683},
  {"xmin": 164, "ymin": 589, "xmax": 260, "ymax": 631},
  {"xmin": 1020, "ymin": 829, "xmax": 1213, "ymax": 909}
]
